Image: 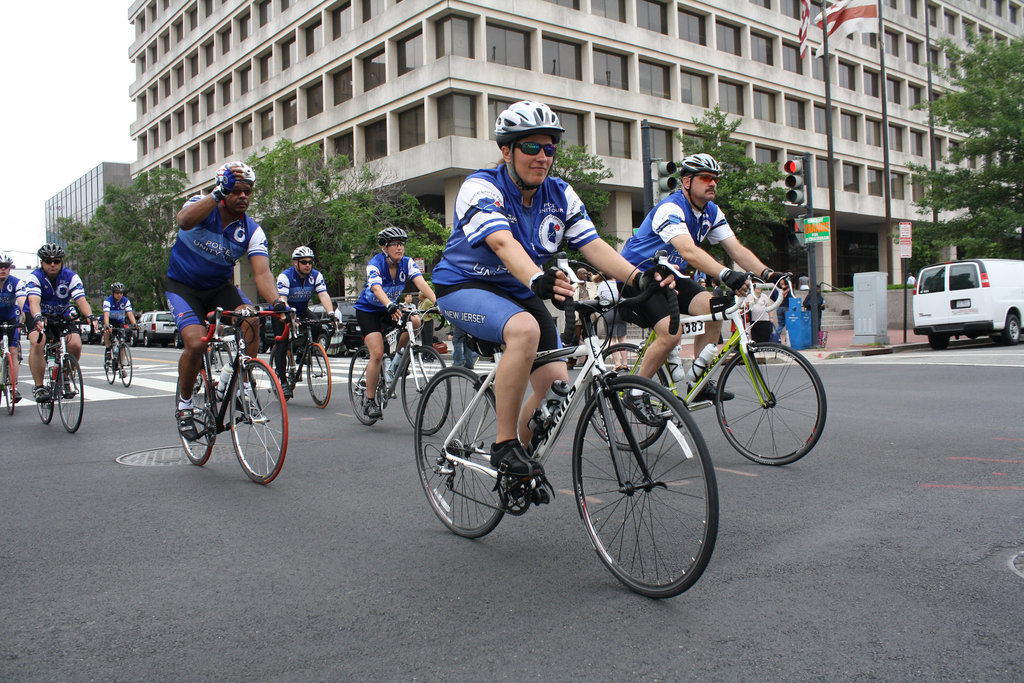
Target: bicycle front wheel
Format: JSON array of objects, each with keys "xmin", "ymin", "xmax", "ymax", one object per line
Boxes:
[
  {"xmin": 230, "ymin": 357, "xmax": 288, "ymax": 484},
  {"xmin": 119, "ymin": 344, "xmax": 133, "ymax": 387},
  {"xmin": 572, "ymin": 375, "xmax": 717, "ymax": 598},
  {"xmin": 715, "ymin": 342, "xmax": 827, "ymax": 466},
  {"xmin": 177, "ymin": 367, "xmax": 216, "ymax": 466},
  {"xmin": 305, "ymin": 342, "xmax": 332, "ymax": 407},
  {"xmin": 414, "ymin": 366, "xmax": 504, "ymax": 538},
  {"xmin": 104, "ymin": 346, "xmax": 116, "ymax": 384},
  {"xmin": 347, "ymin": 347, "xmax": 382, "ymax": 424},
  {"xmin": 2, "ymin": 350, "xmax": 14, "ymax": 415},
  {"xmin": 401, "ymin": 344, "xmax": 445, "ymax": 427},
  {"xmin": 58, "ymin": 355, "xmax": 84, "ymax": 433},
  {"xmin": 601, "ymin": 342, "xmax": 671, "ymax": 388}
]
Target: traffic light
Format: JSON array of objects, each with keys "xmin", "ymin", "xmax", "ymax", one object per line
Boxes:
[
  {"xmin": 783, "ymin": 158, "xmax": 806, "ymax": 205},
  {"xmin": 655, "ymin": 161, "xmax": 678, "ymax": 199}
]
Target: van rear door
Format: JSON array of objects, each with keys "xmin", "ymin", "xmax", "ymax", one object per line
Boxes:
[
  {"xmin": 947, "ymin": 261, "xmax": 984, "ymax": 322},
  {"xmin": 914, "ymin": 264, "xmax": 948, "ymax": 327}
]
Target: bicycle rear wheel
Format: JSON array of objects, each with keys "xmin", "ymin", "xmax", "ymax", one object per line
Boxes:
[
  {"xmin": 715, "ymin": 342, "xmax": 827, "ymax": 466},
  {"xmin": 38, "ymin": 384, "xmax": 54, "ymax": 424},
  {"xmin": 104, "ymin": 345, "xmax": 116, "ymax": 384},
  {"xmin": 177, "ymin": 365, "xmax": 216, "ymax": 465},
  {"xmin": 572, "ymin": 375, "xmax": 717, "ymax": 598},
  {"xmin": 401, "ymin": 344, "xmax": 445, "ymax": 427},
  {"xmin": 2, "ymin": 350, "xmax": 14, "ymax": 415},
  {"xmin": 58, "ymin": 355, "xmax": 84, "ymax": 433},
  {"xmin": 347, "ymin": 347, "xmax": 381, "ymax": 425},
  {"xmin": 601, "ymin": 342, "xmax": 671, "ymax": 387},
  {"xmin": 230, "ymin": 357, "xmax": 288, "ymax": 484},
  {"xmin": 305, "ymin": 342, "xmax": 332, "ymax": 407},
  {"xmin": 119, "ymin": 344, "xmax": 133, "ymax": 387},
  {"xmin": 414, "ymin": 366, "xmax": 504, "ymax": 538}
]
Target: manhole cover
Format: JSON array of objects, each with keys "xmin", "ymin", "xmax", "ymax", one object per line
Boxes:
[
  {"xmin": 1011, "ymin": 551, "xmax": 1024, "ymax": 580},
  {"xmin": 116, "ymin": 447, "xmax": 188, "ymax": 467}
]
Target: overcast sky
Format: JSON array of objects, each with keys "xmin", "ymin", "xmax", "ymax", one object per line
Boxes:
[{"xmin": 2, "ymin": 2, "xmax": 137, "ymax": 268}]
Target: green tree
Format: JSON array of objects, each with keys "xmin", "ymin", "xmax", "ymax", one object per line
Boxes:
[
  {"xmin": 550, "ymin": 144, "xmax": 614, "ymax": 235},
  {"xmin": 62, "ymin": 168, "xmax": 187, "ymax": 311},
  {"xmin": 678, "ymin": 106, "xmax": 787, "ymax": 259},
  {"xmin": 910, "ymin": 35, "xmax": 1024, "ymax": 260}
]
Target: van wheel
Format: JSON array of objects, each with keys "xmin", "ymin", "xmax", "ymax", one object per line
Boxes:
[
  {"xmin": 928, "ymin": 334, "xmax": 950, "ymax": 350},
  {"xmin": 999, "ymin": 313, "xmax": 1020, "ymax": 346}
]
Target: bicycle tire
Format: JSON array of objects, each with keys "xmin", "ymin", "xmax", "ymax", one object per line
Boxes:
[
  {"xmin": 401, "ymin": 344, "xmax": 445, "ymax": 427},
  {"xmin": 601, "ymin": 342, "xmax": 672, "ymax": 388},
  {"xmin": 120, "ymin": 344, "xmax": 133, "ymax": 387},
  {"xmin": 347, "ymin": 347, "xmax": 382, "ymax": 425},
  {"xmin": 715, "ymin": 342, "xmax": 827, "ymax": 466},
  {"xmin": 104, "ymin": 345, "xmax": 116, "ymax": 384},
  {"xmin": 414, "ymin": 366, "xmax": 504, "ymax": 538},
  {"xmin": 305, "ymin": 342, "xmax": 332, "ymax": 408},
  {"xmin": 38, "ymin": 382, "xmax": 54, "ymax": 424},
  {"xmin": 2, "ymin": 350, "xmax": 14, "ymax": 415},
  {"xmin": 58, "ymin": 355, "xmax": 84, "ymax": 433},
  {"xmin": 176, "ymin": 367, "xmax": 216, "ymax": 466},
  {"xmin": 572, "ymin": 374, "xmax": 717, "ymax": 598},
  {"xmin": 230, "ymin": 357, "xmax": 288, "ymax": 484}
]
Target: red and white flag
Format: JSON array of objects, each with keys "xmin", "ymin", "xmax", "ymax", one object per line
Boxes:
[
  {"xmin": 798, "ymin": 0, "xmax": 812, "ymax": 58},
  {"xmin": 813, "ymin": 0, "xmax": 879, "ymax": 56}
]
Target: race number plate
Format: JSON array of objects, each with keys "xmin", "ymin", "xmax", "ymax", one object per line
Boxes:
[{"xmin": 680, "ymin": 320, "xmax": 705, "ymax": 337}]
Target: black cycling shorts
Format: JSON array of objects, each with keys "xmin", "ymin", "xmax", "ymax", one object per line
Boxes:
[
  {"xmin": 618, "ymin": 277, "xmax": 707, "ymax": 329},
  {"xmin": 165, "ymin": 278, "xmax": 251, "ymax": 330}
]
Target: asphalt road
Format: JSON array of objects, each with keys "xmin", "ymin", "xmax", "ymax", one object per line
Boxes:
[{"xmin": 1, "ymin": 343, "xmax": 1022, "ymax": 681}]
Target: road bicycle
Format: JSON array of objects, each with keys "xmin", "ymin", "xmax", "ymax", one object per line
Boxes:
[
  {"xmin": 278, "ymin": 311, "xmax": 333, "ymax": 407},
  {"xmin": 414, "ymin": 259, "xmax": 716, "ymax": 598},
  {"xmin": 348, "ymin": 304, "xmax": 446, "ymax": 426},
  {"xmin": 1, "ymin": 321, "xmax": 23, "ymax": 415},
  {"xmin": 175, "ymin": 308, "xmax": 289, "ymax": 484},
  {"xmin": 36, "ymin": 312, "xmax": 90, "ymax": 433},
  {"xmin": 604, "ymin": 277, "xmax": 827, "ymax": 466},
  {"xmin": 104, "ymin": 326, "xmax": 135, "ymax": 387}
]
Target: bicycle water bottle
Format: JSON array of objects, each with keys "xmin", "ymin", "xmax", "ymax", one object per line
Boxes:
[
  {"xmin": 46, "ymin": 355, "xmax": 57, "ymax": 381},
  {"xmin": 529, "ymin": 380, "xmax": 570, "ymax": 434},
  {"xmin": 665, "ymin": 347, "xmax": 689, "ymax": 383},
  {"xmin": 217, "ymin": 363, "xmax": 232, "ymax": 399},
  {"xmin": 685, "ymin": 344, "xmax": 717, "ymax": 384}
]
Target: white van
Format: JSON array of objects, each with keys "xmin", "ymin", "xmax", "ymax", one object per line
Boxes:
[{"xmin": 913, "ymin": 258, "xmax": 1023, "ymax": 349}]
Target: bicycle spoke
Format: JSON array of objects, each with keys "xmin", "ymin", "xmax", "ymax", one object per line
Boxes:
[{"xmin": 230, "ymin": 358, "xmax": 287, "ymax": 484}]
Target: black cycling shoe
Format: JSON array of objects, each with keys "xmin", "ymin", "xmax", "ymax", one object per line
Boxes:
[
  {"xmin": 33, "ymin": 386, "xmax": 50, "ymax": 404},
  {"xmin": 176, "ymin": 408, "xmax": 201, "ymax": 441},
  {"xmin": 692, "ymin": 380, "xmax": 734, "ymax": 403},
  {"xmin": 622, "ymin": 391, "xmax": 665, "ymax": 426},
  {"xmin": 363, "ymin": 398, "xmax": 382, "ymax": 420},
  {"xmin": 13, "ymin": 389, "xmax": 22, "ymax": 403},
  {"xmin": 490, "ymin": 439, "xmax": 543, "ymax": 478},
  {"xmin": 282, "ymin": 384, "xmax": 293, "ymax": 401}
]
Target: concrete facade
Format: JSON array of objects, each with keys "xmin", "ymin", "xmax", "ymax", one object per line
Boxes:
[
  {"xmin": 126, "ymin": 0, "xmax": 1023, "ymax": 289},
  {"xmin": 44, "ymin": 162, "xmax": 133, "ymax": 263}
]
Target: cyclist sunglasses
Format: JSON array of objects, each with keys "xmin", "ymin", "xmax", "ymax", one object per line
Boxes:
[
  {"xmin": 514, "ymin": 141, "xmax": 557, "ymax": 157},
  {"xmin": 297, "ymin": 259, "xmax": 314, "ymax": 265},
  {"xmin": 42, "ymin": 258, "xmax": 63, "ymax": 264}
]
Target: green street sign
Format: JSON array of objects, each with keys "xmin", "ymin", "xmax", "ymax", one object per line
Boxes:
[{"xmin": 800, "ymin": 216, "xmax": 831, "ymax": 243}]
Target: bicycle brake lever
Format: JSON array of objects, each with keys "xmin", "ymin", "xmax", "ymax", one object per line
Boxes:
[{"xmin": 555, "ymin": 251, "xmax": 582, "ymax": 285}]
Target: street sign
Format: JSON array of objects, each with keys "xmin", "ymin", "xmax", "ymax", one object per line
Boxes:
[
  {"xmin": 801, "ymin": 216, "xmax": 831, "ymax": 243},
  {"xmin": 899, "ymin": 221, "xmax": 912, "ymax": 259}
]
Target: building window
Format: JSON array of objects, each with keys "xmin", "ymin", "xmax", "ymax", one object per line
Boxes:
[
  {"xmin": 888, "ymin": 124, "xmax": 904, "ymax": 151},
  {"xmin": 716, "ymin": 21, "xmax": 741, "ymax": 55},
  {"xmin": 333, "ymin": 66, "xmax": 353, "ymax": 104},
  {"xmin": 363, "ymin": 119, "xmax": 387, "ymax": 160},
  {"xmin": 203, "ymin": 88, "xmax": 214, "ymax": 115},
  {"xmin": 815, "ymin": 156, "xmax": 829, "ymax": 188},
  {"xmin": 188, "ymin": 98, "xmax": 200, "ymax": 125},
  {"xmin": 331, "ymin": 132, "xmax": 353, "ymax": 160},
  {"xmin": 678, "ymin": 10, "xmax": 706, "ymax": 45},
  {"xmin": 238, "ymin": 11, "xmax": 251, "ymax": 42},
  {"xmin": 363, "ymin": 48, "xmax": 386, "ymax": 90},
  {"xmin": 910, "ymin": 129, "xmax": 925, "ymax": 156},
  {"xmin": 363, "ymin": 0, "xmax": 385, "ymax": 22},
  {"xmin": 238, "ymin": 65, "xmax": 251, "ymax": 95},
  {"xmin": 219, "ymin": 78, "xmax": 231, "ymax": 106},
  {"xmin": 188, "ymin": 51, "xmax": 199, "ymax": 78},
  {"xmin": 719, "ymin": 80, "xmax": 744, "ymax": 115},
  {"xmin": 280, "ymin": 36, "xmax": 297, "ymax": 70},
  {"xmin": 281, "ymin": 94, "xmax": 297, "ymax": 129},
  {"xmin": 866, "ymin": 118, "xmax": 881, "ymax": 146},
  {"xmin": 838, "ymin": 60, "xmax": 856, "ymax": 89},
  {"xmin": 891, "ymin": 172, "xmax": 905, "ymax": 200},
  {"xmin": 753, "ymin": 89, "xmax": 776, "ymax": 122},
  {"xmin": 221, "ymin": 128, "xmax": 233, "ymax": 156},
  {"xmin": 174, "ymin": 107, "xmax": 185, "ymax": 134},
  {"xmin": 681, "ymin": 70, "xmax": 709, "ymax": 106},
  {"xmin": 543, "ymin": 37, "xmax": 581, "ymax": 80},
  {"xmin": 864, "ymin": 70, "xmax": 879, "ymax": 98},
  {"xmin": 553, "ymin": 109, "xmax": 584, "ymax": 146},
  {"xmin": 240, "ymin": 119, "xmax": 253, "ymax": 149},
  {"xmin": 813, "ymin": 104, "xmax": 827, "ymax": 134},
  {"xmin": 639, "ymin": 59, "xmax": 670, "ymax": 98},
  {"xmin": 785, "ymin": 97, "xmax": 806, "ymax": 129},
  {"xmin": 843, "ymin": 162, "xmax": 860, "ymax": 192},
  {"xmin": 887, "ymin": 77, "xmax": 902, "ymax": 103},
  {"xmin": 593, "ymin": 48, "xmax": 627, "ymax": 89},
  {"xmin": 755, "ymin": 147, "xmax": 779, "ymax": 165},
  {"xmin": 782, "ymin": 43, "xmax": 803, "ymax": 74},
  {"xmin": 751, "ymin": 33, "xmax": 774, "ymax": 65},
  {"xmin": 782, "ymin": 0, "xmax": 801, "ymax": 19},
  {"xmin": 305, "ymin": 20, "xmax": 323, "ymax": 57},
  {"xmin": 907, "ymin": 38, "xmax": 921, "ymax": 64},
  {"xmin": 487, "ymin": 24, "xmax": 530, "ymax": 69},
  {"xmin": 438, "ymin": 93, "xmax": 477, "ymax": 137},
  {"xmin": 259, "ymin": 51, "xmax": 272, "ymax": 83},
  {"xmin": 436, "ymin": 15, "xmax": 474, "ymax": 58},
  {"xmin": 544, "ymin": 0, "xmax": 579, "ymax": 7},
  {"xmin": 332, "ymin": 2, "xmax": 353, "ymax": 39},
  {"xmin": 908, "ymin": 0, "xmax": 919, "ymax": 18},
  {"xmin": 189, "ymin": 145, "xmax": 200, "ymax": 171},
  {"xmin": 637, "ymin": 0, "xmax": 668, "ymax": 34},
  {"xmin": 204, "ymin": 136, "xmax": 216, "ymax": 166},
  {"xmin": 487, "ymin": 97, "xmax": 516, "ymax": 140},
  {"xmin": 649, "ymin": 126, "xmax": 676, "ymax": 162},
  {"xmin": 203, "ymin": 40, "xmax": 215, "ymax": 67},
  {"xmin": 397, "ymin": 31, "xmax": 423, "ymax": 75},
  {"xmin": 595, "ymin": 117, "xmax": 630, "ymax": 158},
  {"xmin": 909, "ymin": 83, "xmax": 924, "ymax": 106},
  {"xmin": 305, "ymin": 81, "xmax": 323, "ymax": 118},
  {"xmin": 840, "ymin": 111, "xmax": 858, "ymax": 141},
  {"xmin": 812, "ymin": 55, "xmax": 825, "ymax": 81},
  {"xmin": 281, "ymin": 0, "xmax": 292, "ymax": 12},
  {"xmin": 398, "ymin": 105, "xmax": 425, "ymax": 150},
  {"xmin": 219, "ymin": 26, "xmax": 231, "ymax": 54},
  {"xmin": 174, "ymin": 64, "xmax": 184, "ymax": 89},
  {"xmin": 884, "ymin": 30, "xmax": 899, "ymax": 56},
  {"xmin": 868, "ymin": 167, "xmax": 884, "ymax": 196},
  {"xmin": 592, "ymin": 0, "xmax": 625, "ymax": 21}
]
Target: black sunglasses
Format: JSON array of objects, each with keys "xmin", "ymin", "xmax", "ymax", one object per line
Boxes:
[
  {"xmin": 296, "ymin": 259, "xmax": 314, "ymax": 265},
  {"xmin": 514, "ymin": 141, "xmax": 557, "ymax": 157},
  {"xmin": 42, "ymin": 258, "xmax": 63, "ymax": 264}
]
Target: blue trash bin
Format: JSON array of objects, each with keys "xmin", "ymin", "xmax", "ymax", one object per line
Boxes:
[{"xmin": 785, "ymin": 297, "xmax": 812, "ymax": 350}]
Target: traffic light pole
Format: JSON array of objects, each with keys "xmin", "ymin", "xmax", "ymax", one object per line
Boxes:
[
  {"xmin": 641, "ymin": 120, "xmax": 653, "ymax": 215},
  {"xmin": 802, "ymin": 151, "xmax": 822, "ymax": 347}
]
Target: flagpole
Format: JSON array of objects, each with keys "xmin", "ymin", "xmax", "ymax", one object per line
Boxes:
[
  {"xmin": 820, "ymin": 0, "xmax": 839, "ymax": 287},
  {"xmin": 876, "ymin": 0, "xmax": 894, "ymax": 276}
]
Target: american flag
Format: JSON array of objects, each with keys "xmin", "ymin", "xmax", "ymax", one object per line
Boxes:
[{"xmin": 799, "ymin": 0, "xmax": 812, "ymax": 59}]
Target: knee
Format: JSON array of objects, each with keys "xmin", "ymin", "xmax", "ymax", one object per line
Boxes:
[{"xmin": 503, "ymin": 314, "xmax": 541, "ymax": 349}]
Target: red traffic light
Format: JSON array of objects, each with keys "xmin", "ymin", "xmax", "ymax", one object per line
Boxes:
[{"xmin": 783, "ymin": 159, "xmax": 802, "ymax": 174}]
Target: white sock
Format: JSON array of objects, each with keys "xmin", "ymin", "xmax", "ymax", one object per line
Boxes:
[{"xmin": 178, "ymin": 398, "xmax": 193, "ymax": 411}]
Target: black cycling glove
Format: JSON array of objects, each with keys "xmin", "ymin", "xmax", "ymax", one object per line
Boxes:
[
  {"xmin": 272, "ymin": 301, "xmax": 289, "ymax": 313},
  {"xmin": 529, "ymin": 268, "xmax": 561, "ymax": 300},
  {"xmin": 634, "ymin": 264, "xmax": 674, "ymax": 290},
  {"xmin": 387, "ymin": 302, "xmax": 400, "ymax": 316},
  {"xmin": 760, "ymin": 268, "xmax": 791, "ymax": 285},
  {"xmin": 718, "ymin": 269, "xmax": 752, "ymax": 291}
]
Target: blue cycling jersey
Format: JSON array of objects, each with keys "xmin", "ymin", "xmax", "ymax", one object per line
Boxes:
[
  {"xmin": 354, "ymin": 253, "xmax": 423, "ymax": 313},
  {"xmin": 0, "ymin": 275, "xmax": 23, "ymax": 321},
  {"xmin": 22, "ymin": 267, "xmax": 87, "ymax": 316},
  {"xmin": 276, "ymin": 266, "xmax": 327, "ymax": 314},
  {"xmin": 166, "ymin": 195, "xmax": 269, "ymax": 289},
  {"xmin": 430, "ymin": 166, "xmax": 600, "ymax": 299},
  {"xmin": 103, "ymin": 295, "xmax": 133, "ymax": 322},
  {"xmin": 620, "ymin": 191, "xmax": 734, "ymax": 272}
]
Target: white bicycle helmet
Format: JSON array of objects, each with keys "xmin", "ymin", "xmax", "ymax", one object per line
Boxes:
[
  {"xmin": 111, "ymin": 282, "xmax": 126, "ymax": 293},
  {"xmin": 215, "ymin": 161, "xmax": 257, "ymax": 187},
  {"xmin": 679, "ymin": 153, "xmax": 722, "ymax": 177},
  {"xmin": 494, "ymin": 101, "xmax": 565, "ymax": 147},
  {"xmin": 292, "ymin": 246, "xmax": 315, "ymax": 260},
  {"xmin": 0, "ymin": 252, "xmax": 13, "ymax": 267}
]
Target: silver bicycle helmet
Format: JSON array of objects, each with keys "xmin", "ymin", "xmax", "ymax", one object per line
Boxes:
[
  {"xmin": 377, "ymin": 226, "xmax": 408, "ymax": 246},
  {"xmin": 494, "ymin": 101, "xmax": 565, "ymax": 147},
  {"xmin": 292, "ymin": 246, "xmax": 315, "ymax": 260},
  {"xmin": 38, "ymin": 243, "xmax": 66, "ymax": 261},
  {"xmin": 679, "ymin": 153, "xmax": 722, "ymax": 177},
  {"xmin": 215, "ymin": 161, "xmax": 257, "ymax": 187},
  {"xmin": 111, "ymin": 282, "xmax": 126, "ymax": 293},
  {"xmin": 0, "ymin": 252, "xmax": 13, "ymax": 267}
]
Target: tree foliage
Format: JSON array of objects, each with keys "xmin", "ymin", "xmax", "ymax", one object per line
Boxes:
[
  {"xmin": 246, "ymin": 139, "xmax": 447, "ymax": 294},
  {"xmin": 550, "ymin": 144, "xmax": 614, "ymax": 235},
  {"xmin": 910, "ymin": 34, "xmax": 1024, "ymax": 260},
  {"xmin": 678, "ymin": 106, "xmax": 787, "ymax": 259},
  {"xmin": 62, "ymin": 168, "xmax": 187, "ymax": 311}
]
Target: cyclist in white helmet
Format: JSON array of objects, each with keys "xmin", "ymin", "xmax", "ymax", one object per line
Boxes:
[
  {"xmin": 431, "ymin": 100, "xmax": 673, "ymax": 478},
  {"xmin": 619, "ymin": 153, "xmax": 790, "ymax": 402},
  {"xmin": 0, "ymin": 251, "xmax": 25, "ymax": 402}
]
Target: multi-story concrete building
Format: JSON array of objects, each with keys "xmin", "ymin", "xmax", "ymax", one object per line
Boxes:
[
  {"xmin": 45, "ymin": 162, "xmax": 133, "ymax": 246},
  {"xmin": 127, "ymin": 0, "xmax": 1023, "ymax": 287}
]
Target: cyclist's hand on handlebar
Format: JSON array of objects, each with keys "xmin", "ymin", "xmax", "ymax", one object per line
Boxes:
[
  {"xmin": 272, "ymin": 300, "xmax": 289, "ymax": 313},
  {"xmin": 387, "ymin": 302, "xmax": 401, "ymax": 320},
  {"xmin": 633, "ymin": 264, "xmax": 676, "ymax": 291},
  {"xmin": 761, "ymin": 268, "xmax": 792, "ymax": 285},
  {"xmin": 718, "ymin": 268, "xmax": 753, "ymax": 294},
  {"xmin": 530, "ymin": 267, "xmax": 573, "ymax": 301}
]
